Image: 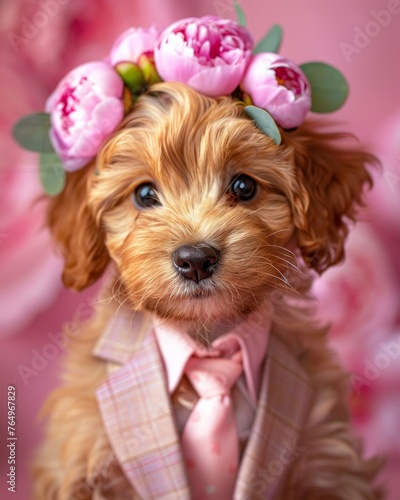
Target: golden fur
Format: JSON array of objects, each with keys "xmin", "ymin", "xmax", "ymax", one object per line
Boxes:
[{"xmin": 36, "ymin": 82, "xmax": 382, "ymax": 498}]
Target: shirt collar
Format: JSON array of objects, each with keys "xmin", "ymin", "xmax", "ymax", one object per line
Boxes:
[{"xmin": 153, "ymin": 308, "xmax": 271, "ymax": 405}]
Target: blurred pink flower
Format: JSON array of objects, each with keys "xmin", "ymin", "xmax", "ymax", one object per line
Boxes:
[
  {"xmin": 1, "ymin": 0, "xmax": 193, "ymax": 92},
  {"xmin": 313, "ymin": 222, "xmax": 400, "ymax": 498},
  {"xmin": 109, "ymin": 26, "xmax": 158, "ymax": 66},
  {"xmin": 0, "ymin": 52, "xmax": 63, "ymax": 337},
  {"xmin": 350, "ymin": 328, "xmax": 400, "ymax": 449},
  {"xmin": 346, "ymin": 327, "xmax": 400, "ymax": 499},
  {"xmin": 46, "ymin": 61, "xmax": 124, "ymax": 171},
  {"xmin": 241, "ymin": 53, "xmax": 311, "ymax": 129},
  {"xmin": 155, "ymin": 16, "xmax": 253, "ymax": 96},
  {"xmin": 367, "ymin": 108, "xmax": 400, "ymax": 287},
  {"xmin": 313, "ymin": 223, "xmax": 399, "ymax": 360}
]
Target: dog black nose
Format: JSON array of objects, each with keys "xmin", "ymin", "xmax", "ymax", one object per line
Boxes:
[{"xmin": 173, "ymin": 244, "xmax": 219, "ymax": 283}]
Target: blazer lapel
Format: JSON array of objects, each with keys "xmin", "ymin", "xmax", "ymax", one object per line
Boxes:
[
  {"xmin": 234, "ymin": 334, "xmax": 313, "ymax": 500},
  {"xmin": 94, "ymin": 311, "xmax": 191, "ymax": 499}
]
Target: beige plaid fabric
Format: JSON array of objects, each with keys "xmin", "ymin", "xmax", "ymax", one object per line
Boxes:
[
  {"xmin": 94, "ymin": 311, "xmax": 313, "ymax": 500},
  {"xmin": 234, "ymin": 335, "xmax": 313, "ymax": 499}
]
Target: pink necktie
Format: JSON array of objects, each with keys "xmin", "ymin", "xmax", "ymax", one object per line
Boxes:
[{"xmin": 181, "ymin": 338, "xmax": 243, "ymax": 500}]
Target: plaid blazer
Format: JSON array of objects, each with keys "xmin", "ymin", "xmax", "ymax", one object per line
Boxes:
[{"xmin": 94, "ymin": 311, "xmax": 313, "ymax": 500}]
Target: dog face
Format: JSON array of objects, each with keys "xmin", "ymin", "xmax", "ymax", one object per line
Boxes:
[{"xmin": 47, "ymin": 82, "xmax": 374, "ymax": 322}]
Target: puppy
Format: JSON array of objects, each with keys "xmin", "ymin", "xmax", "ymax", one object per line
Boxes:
[{"xmin": 34, "ymin": 82, "xmax": 382, "ymax": 499}]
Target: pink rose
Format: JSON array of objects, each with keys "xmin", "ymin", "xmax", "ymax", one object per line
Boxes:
[
  {"xmin": 109, "ymin": 26, "xmax": 159, "ymax": 66},
  {"xmin": 46, "ymin": 61, "xmax": 125, "ymax": 171},
  {"xmin": 241, "ymin": 53, "xmax": 311, "ymax": 129},
  {"xmin": 154, "ymin": 16, "xmax": 253, "ymax": 97}
]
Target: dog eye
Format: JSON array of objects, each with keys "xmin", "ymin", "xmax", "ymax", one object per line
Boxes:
[
  {"xmin": 229, "ymin": 175, "xmax": 257, "ymax": 201},
  {"xmin": 133, "ymin": 183, "xmax": 161, "ymax": 209}
]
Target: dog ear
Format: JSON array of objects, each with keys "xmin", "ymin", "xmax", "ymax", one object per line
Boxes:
[
  {"xmin": 283, "ymin": 123, "xmax": 376, "ymax": 273},
  {"xmin": 46, "ymin": 165, "xmax": 109, "ymax": 290}
]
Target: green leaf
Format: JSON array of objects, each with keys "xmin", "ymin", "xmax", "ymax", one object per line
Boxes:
[
  {"xmin": 40, "ymin": 153, "xmax": 66, "ymax": 196},
  {"xmin": 254, "ymin": 25, "xmax": 283, "ymax": 54},
  {"xmin": 234, "ymin": 1, "xmax": 246, "ymax": 26},
  {"xmin": 13, "ymin": 113, "xmax": 54, "ymax": 153},
  {"xmin": 244, "ymin": 105, "xmax": 281, "ymax": 145},
  {"xmin": 300, "ymin": 62, "xmax": 349, "ymax": 113}
]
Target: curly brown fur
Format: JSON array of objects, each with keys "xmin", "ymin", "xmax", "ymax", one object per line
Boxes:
[{"xmin": 36, "ymin": 82, "xmax": 382, "ymax": 499}]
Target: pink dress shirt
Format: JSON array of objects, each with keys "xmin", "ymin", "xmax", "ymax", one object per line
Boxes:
[{"xmin": 153, "ymin": 311, "xmax": 271, "ymax": 451}]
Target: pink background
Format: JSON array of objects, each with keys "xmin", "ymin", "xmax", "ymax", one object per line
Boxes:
[{"xmin": 1, "ymin": 0, "xmax": 399, "ymax": 498}]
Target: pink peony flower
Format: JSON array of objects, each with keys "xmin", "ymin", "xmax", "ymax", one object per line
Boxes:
[
  {"xmin": 109, "ymin": 26, "xmax": 159, "ymax": 66},
  {"xmin": 241, "ymin": 53, "xmax": 311, "ymax": 129},
  {"xmin": 46, "ymin": 61, "xmax": 125, "ymax": 171},
  {"xmin": 154, "ymin": 16, "xmax": 253, "ymax": 97}
]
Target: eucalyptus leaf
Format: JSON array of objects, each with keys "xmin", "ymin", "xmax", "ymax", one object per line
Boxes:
[
  {"xmin": 300, "ymin": 62, "xmax": 349, "ymax": 113},
  {"xmin": 254, "ymin": 25, "xmax": 283, "ymax": 54},
  {"xmin": 13, "ymin": 113, "xmax": 54, "ymax": 153},
  {"xmin": 40, "ymin": 153, "xmax": 66, "ymax": 196},
  {"xmin": 234, "ymin": 1, "xmax": 246, "ymax": 26},
  {"xmin": 245, "ymin": 106, "xmax": 281, "ymax": 145}
]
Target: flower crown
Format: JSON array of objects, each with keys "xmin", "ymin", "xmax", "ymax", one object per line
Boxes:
[{"xmin": 13, "ymin": 3, "xmax": 348, "ymax": 196}]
